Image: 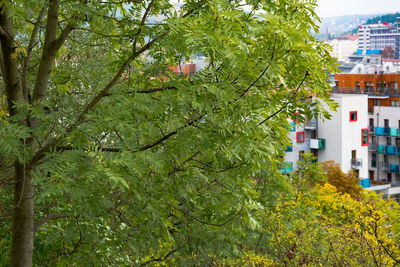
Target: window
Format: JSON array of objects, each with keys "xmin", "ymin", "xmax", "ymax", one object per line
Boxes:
[
  {"xmin": 296, "ymin": 132, "xmax": 305, "ymax": 143},
  {"xmin": 384, "ymin": 119, "xmax": 389, "ymax": 127},
  {"xmin": 349, "ymin": 111, "xmax": 357, "ymax": 122},
  {"xmin": 387, "ymin": 137, "xmax": 392, "ymax": 145},
  {"xmin": 391, "ymin": 100, "xmax": 400, "ymax": 107},
  {"xmin": 374, "ymin": 99, "xmax": 380, "ymax": 106},
  {"xmin": 362, "ymin": 128, "xmax": 369, "ymax": 146}
]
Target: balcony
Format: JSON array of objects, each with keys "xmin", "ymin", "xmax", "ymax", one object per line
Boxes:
[
  {"xmin": 390, "ymin": 164, "xmax": 400, "ymax": 174},
  {"xmin": 369, "ymin": 125, "xmax": 375, "ymax": 134},
  {"xmin": 387, "ymin": 145, "xmax": 397, "ymax": 155},
  {"xmin": 351, "ymin": 158, "xmax": 362, "ymax": 169},
  {"xmin": 304, "ymin": 119, "xmax": 317, "ymax": 130},
  {"xmin": 285, "ymin": 145, "xmax": 293, "ymax": 152},
  {"xmin": 390, "ymin": 128, "xmax": 400, "ymax": 137},
  {"xmin": 360, "ymin": 178, "xmax": 370, "ymax": 188},
  {"xmin": 331, "ymin": 86, "xmax": 400, "ymax": 97},
  {"xmin": 376, "ymin": 127, "xmax": 390, "ymax": 136},
  {"xmin": 280, "ymin": 162, "xmax": 293, "ymax": 174},
  {"xmin": 378, "ymin": 145, "xmax": 386, "ymax": 154},
  {"xmin": 310, "ymin": 138, "xmax": 326, "ymax": 149},
  {"xmin": 379, "ymin": 161, "xmax": 389, "ymax": 171},
  {"xmin": 368, "ymin": 143, "xmax": 377, "ymax": 152}
]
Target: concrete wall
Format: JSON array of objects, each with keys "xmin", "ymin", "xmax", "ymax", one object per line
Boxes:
[{"xmin": 318, "ymin": 94, "xmax": 369, "ymax": 178}]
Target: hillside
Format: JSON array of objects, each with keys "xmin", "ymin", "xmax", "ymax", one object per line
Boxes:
[
  {"xmin": 315, "ymin": 14, "xmax": 377, "ymax": 40},
  {"xmin": 349, "ymin": 12, "xmax": 400, "ymax": 34}
]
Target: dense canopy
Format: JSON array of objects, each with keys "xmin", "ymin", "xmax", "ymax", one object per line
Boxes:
[{"xmin": 0, "ymin": 0, "xmax": 341, "ymax": 265}]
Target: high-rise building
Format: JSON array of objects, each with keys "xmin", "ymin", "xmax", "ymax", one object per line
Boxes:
[{"xmin": 357, "ymin": 18, "xmax": 400, "ymax": 59}]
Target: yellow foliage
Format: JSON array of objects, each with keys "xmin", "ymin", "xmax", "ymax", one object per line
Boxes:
[
  {"xmin": 322, "ymin": 160, "xmax": 363, "ymax": 199},
  {"xmin": 259, "ymin": 184, "xmax": 400, "ymax": 266}
]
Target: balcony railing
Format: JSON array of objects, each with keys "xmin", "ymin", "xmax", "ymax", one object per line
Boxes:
[
  {"xmin": 368, "ymin": 143, "xmax": 377, "ymax": 152},
  {"xmin": 304, "ymin": 119, "xmax": 317, "ymax": 130},
  {"xmin": 376, "ymin": 127, "xmax": 390, "ymax": 136},
  {"xmin": 310, "ymin": 138, "xmax": 325, "ymax": 149},
  {"xmin": 351, "ymin": 158, "xmax": 362, "ymax": 169},
  {"xmin": 378, "ymin": 145, "xmax": 386, "ymax": 154},
  {"xmin": 379, "ymin": 161, "xmax": 390, "ymax": 171},
  {"xmin": 387, "ymin": 145, "xmax": 397, "ymax": 155},
  {"xmin": 332, "ymin": 86, "xmax": 400, "ymax": 97},
  {"xmin": 390, "ymin": 128, "xmax": 400, "ymax": 137},
  {"xmin": 360, "ymin": 178, "xmax": 370, "ymax": 188},
  {"xmin": 369, "ymin": 125, "xmax": 375, "ymax": 134},
  {"xmin": 376, "ymin": 145, "xmax": 400, "ymax": 155},
  {"xmin": 279, "ymin": 162, "xmax": 293, "ymax": 174},
  {"xmin": 390, "ymin": 164, "xmax": 400, "ymax": 174}
]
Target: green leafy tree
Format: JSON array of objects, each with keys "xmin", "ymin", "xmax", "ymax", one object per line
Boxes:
[{"xmin": 0, "ymin": 0, "xmax": 336, "ymax": 265}]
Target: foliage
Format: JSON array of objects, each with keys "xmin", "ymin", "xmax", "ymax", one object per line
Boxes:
[
  {"xmin": 382, "ymin": 46, "xmax": 395, "ymax": 59},
  {"xmin": 322, "ymin": 160, "xmax": 363, "ymax": 199},
  {"xmin": 290, "ymin": 151, "xmax": 327, "ymax": 198},
  {"xmin": 253, "ymin": 184, "xmax": 400, "ymax": 266},
  {"xmin": 0, "ymin": 0, "xmax": 338, "ymax": 265}
]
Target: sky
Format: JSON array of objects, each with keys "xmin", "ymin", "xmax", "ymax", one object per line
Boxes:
[{"xmin": 316, "ymin": 0, "xmax": 400, "ymax": 18}]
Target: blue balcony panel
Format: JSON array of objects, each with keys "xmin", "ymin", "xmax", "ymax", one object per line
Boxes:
[
  {"xmin": 387, "ymin": 145, "xmax": 396, "ymax": 155},
  {"xmin": 360, "ymin": 178, "xmax": 370, "ymax": 188}
]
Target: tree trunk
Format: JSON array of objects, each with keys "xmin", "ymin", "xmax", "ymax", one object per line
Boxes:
[{"xmin": 11, "ymin": 162, "xmax": 35, "ymax": 267}]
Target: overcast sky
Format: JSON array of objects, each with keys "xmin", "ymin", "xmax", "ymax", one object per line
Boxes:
[{"xmin": 316, "ymin": 0, "xmax": 400, "ymax": 18}]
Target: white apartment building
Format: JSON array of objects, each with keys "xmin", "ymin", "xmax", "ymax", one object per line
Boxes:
[
  {"xmin": 328, "ymin": 36, "xmax": 358, "ymax": 62},
  {"xmin": 283, "ymin": 94, "xmax": 369, "ymax": 186}
]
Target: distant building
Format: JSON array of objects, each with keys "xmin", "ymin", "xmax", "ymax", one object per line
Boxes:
[
  {"xmin": 328, "ymin": 34, "xmax": 358, "ymax": 62},
  {"xmin": 357, "ymin": 18, "xmax": 400, "ymax": 59}
]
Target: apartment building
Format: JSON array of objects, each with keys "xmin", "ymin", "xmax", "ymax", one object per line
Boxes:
[
  {"xmin": 328, "ymin": 35, "xmax": 358, "ymax": 62},
  {"xmin": 283, "ymin": 94, "xmax": 369, "ymax": 187},
  {"xmin": 357, "ymin": 18, "xmax": 400, "ymax": 59},
  {"xmin": 334, "ymin": 73, "xmax": 400, "ymax": 200}
]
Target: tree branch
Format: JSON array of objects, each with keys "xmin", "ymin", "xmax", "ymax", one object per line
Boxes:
[
  {"xmin": 22, "ymin": 7, "xmax": 46, "ymax": 100},
  {"xmin": 133, "ymin": 0, "xmax": 156, "ymax": 53},
  {"xmin": 34, "ymin": 212, "xmax": 73, "ymax": 232},
  {"xmin": 258, "ymin": 71, "xmax": 309, "ymax": 125},
  {"xmin": 32, "ymin": 0, "xmax": 76, "ymax": 102},
  {"xmin": 165, "ymin": 201, "xmax": 243, "ymax": 227}
]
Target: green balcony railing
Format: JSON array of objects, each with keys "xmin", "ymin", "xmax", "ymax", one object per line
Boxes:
[
  {"xmin": 279, "ymin": 162, "xmax": 293, "ymax": 174},
  {"xmin": 310, "ymin": 138, "xmax": 325, "ymax": 149},
  {"xmin": 378, "ymin": 145, "xmax": 386, "ymax": 154},
  {"xmin": 390, "ymin": 128, "xmax": 400, "ymax": 137}
]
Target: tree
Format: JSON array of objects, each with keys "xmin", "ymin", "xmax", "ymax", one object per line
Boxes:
[
  {"xmin": 322, "ymin": 160, "xmax": 363, "ymax": 199},
  {"xmin": 0, "ymin": 0, "xmax": 336, "ymax": 265},
  {"xmin": 257, "ymin": 184, "xmax": 400, "ymax": 266},
  {"xmin": 381, "ymin": 46, "xmax": 394, "ymax": 59}
]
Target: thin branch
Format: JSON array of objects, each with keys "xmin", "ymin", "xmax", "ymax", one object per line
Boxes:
[
  {"xmin": 258, "ymin": 71, "xmax": 309, "ymax": 125},
  {"xmin": 133, "ymin": 0, "xmax": 156, "ymax": 52},
  {"xmin": 140, "ymin": 247, "xmax": 180, "ymax": 266},
  {"xmin": 165, "ymin": 201, "xmax": 243, "ymax": 227},
  {"xmin": 240, "ymin": 37, "xmax": 277, "ymax": 97}
]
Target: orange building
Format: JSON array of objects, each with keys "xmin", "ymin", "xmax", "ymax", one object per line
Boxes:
[{"xmin": 334, "ymin": 74, "xmax": 400, "ymax": 112}]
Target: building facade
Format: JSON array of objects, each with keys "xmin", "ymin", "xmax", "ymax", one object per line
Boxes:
[
  {"xmin": 328, "ymin": 35, "xmax": 358, "ymax": 62},
  {"xmin": 357, "ymin": 18, "xmax": 400, "ymax": 59},
  {"xmin": 284, "ymin": 94, "xmax": 369, "ymax": 186},
  {"xmin": 334, "ymin": 73, "xmax": 400, "ymax": 199}
]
